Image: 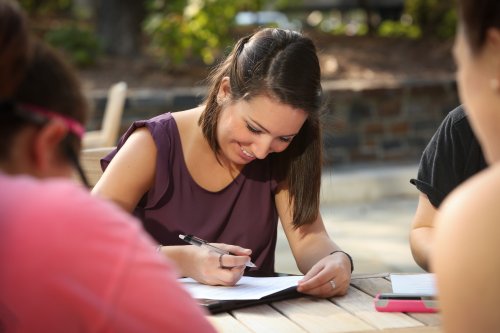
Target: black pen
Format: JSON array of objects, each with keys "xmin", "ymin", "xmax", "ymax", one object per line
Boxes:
[{"xmin": 179, "ymin": 234, "xmax": 257, "ymax": 268}]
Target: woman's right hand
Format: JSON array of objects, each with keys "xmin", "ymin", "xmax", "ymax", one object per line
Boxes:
[{"xmin": 174, "ymin": 244, "xmax": 252, "ymax": 286}]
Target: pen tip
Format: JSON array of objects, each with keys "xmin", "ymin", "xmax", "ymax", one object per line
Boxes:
[{"xmin": 178, "ymin": 234, "xmax": 185, "ymax": 240}]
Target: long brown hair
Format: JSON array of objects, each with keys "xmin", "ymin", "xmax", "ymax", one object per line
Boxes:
[{"xmin": 199, "ymin": 28, "xmax": 324, "ymax": 228}]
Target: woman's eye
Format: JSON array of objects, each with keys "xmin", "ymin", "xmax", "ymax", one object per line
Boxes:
[
  {"xmin": 279, "ymin": 137, "xmax": 293, "ymax": 143},
  {"xmin": 246, "ymin": 124, "xmax": 260, "ymax": 134}
]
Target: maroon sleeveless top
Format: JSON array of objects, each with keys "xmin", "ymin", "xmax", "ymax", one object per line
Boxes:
[{"xmin": 101, "ymin": 113, "xmax": 279, "ymax": 275}]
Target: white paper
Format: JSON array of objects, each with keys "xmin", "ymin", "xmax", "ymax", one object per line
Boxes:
[
  {"xmin": 179, "ymin": 275, "xmax": 303, "ymax": 300},
  {"xmin": 390, "ymin": 273, "xmax": 437, "ymax": 295}
]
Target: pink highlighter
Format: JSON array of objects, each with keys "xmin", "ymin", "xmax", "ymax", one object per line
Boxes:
[{"xmin": 374, "ymin": 293, "xmax": 439, "ymax": 313}]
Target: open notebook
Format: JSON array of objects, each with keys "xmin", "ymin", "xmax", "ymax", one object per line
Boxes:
[{"xmin": 179, "ymin": 275, "xmax": 303, "ymax": 314}]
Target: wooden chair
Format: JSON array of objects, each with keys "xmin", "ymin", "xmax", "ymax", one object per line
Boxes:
[
  {"xmin": 75, "ymin": 147, "xmax": 115, "ymax": 188},
  {"xmin": 83, "ymin": 81, "xmax": 127, "ymax": 148}
]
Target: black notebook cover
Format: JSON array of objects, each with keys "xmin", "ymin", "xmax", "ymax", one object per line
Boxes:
[{"xmin": 199, "ymin": 286, "xmax": 302, "ymax": 314}]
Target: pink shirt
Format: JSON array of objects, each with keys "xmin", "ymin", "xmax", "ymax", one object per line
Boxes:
[{"xmin": 0, "ymin": 173, "xmax": 216, "ymax": 333}]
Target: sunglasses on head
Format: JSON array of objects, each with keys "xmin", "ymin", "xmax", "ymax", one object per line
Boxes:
[{"xmin": 0, "ymin": 100, "xmax": 90, "ymax": 187}]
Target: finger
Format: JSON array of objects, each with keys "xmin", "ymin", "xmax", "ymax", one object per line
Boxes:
[
  {"xmin": 212, "ymin": 243, "xmax": 252, "ymax": 256},
  {"xmin": 218, "ymin": 253, "xmax": 251, "ymax": 268},
  {"xmin": 214, "ymin": 266, "xmax": 245, "ymax": 286},
  {"xmin": 298, "ymin": 265, "xmax": 328, "ymax": 290},
  {"xmin": 300, "ymin": 280, "xmax": 336, "ymax": 297},
  {"xmin": 299, "ymin": 264, "xmax": 324, "ymax": 283}
]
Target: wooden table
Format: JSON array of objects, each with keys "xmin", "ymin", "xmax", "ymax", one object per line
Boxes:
[{"xmin": 208, "ymin": 273, "xmax": 441, "ymax": 333}]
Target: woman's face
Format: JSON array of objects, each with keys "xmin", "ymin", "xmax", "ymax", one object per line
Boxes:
[
  {"xmin": 216, "ymin": 87, "xmax": 307, "ymax": 167},
  {"xmin": 454, "ymin": 26, "xmax": 500, "ymax": 163}
]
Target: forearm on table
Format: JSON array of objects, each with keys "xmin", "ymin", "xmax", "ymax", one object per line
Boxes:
[
  {"xmin": 158, "ymin": 245, "xmax": 196, "ymax": 277},
  {"xmin": 292, "ymin": 233, "xmax": 339, "ymax": 274}
]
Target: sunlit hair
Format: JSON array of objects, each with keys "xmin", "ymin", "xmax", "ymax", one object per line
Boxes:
[
  {"xmin": 199, "ymin": 28, "xmax": 324, "ymax": 228},
  {"xmin": 458, "ymin": 0, "xmax": 500, "ymax": 54}
]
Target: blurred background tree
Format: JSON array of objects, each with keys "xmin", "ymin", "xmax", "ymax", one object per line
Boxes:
[
  {"xmin": 20, "ymin": 0, "xmax": 101, "ymax": 67},
  {"xmin": 18, "ymin": 0, "xmax": 457, "ymax": 70},
  {"xmin": 143, "ymin": 0, "xmax": 260, "ymax": 67},
  {"xmin": 96, "ymin": 0, "xmax": 145, "ymax": 56},
  {"xmin": 19, "ymin": 0, "xmax": 72, "ymax": 15},
  {"xmin": 404, "ymin": 0, "xmax": 456, "ymax": 38}
]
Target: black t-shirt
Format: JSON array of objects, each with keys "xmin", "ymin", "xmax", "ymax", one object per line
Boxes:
[{"xmin": 410, "ymin": 105, "xmax": 487, "ymax": 208}]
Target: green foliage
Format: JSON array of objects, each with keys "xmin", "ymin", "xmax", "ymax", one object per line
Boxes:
[
  {"xmin": 377, "ymin": 20, "xmax": 421, "ymax": 38},
  {"xmin": 404, "ymin": 0, "xmax": 456, "ymax": 38},
  {"xmin": 327, "ymin": 22, "xmax": 368, "ymax": 36},
  {"xmin": 144, "ymin": 0, "xmax": 259, "ymax": 66},
  {"xmin": 271, "ymin": 0, "xmax": 303, "ymax": 10},
  {"xmin": 19, "ymin": 0, "xmax": 72, "ymax": 15},
  {"xmin": 44, "ymin": 25, "xmax": 100, "ymax": 67},
  {"xmin": 435, "ymin": 7, "xmax": 457, "ymax": 39}
]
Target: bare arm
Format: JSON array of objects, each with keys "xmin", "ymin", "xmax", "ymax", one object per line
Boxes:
[
  {"xmin": 92, "ymin": 127, "xmax": 157, "ymax": 212},
  {"xmin": 276, "ymin": 186, "xmax": 352, "ymax": 297},
  {"xmin": 434, "ymin": 167, "xmax": 500, "ymax": 333},
  {"xmin": 409, "ymin": 193, "xmax": 438, "ymax": 271}
]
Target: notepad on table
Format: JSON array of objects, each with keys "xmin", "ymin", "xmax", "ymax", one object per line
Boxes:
[
  {"xmin": 179, "ymin": 275, "xmax": 303, "ymax": 314},
  {"xmin": 390, "ymin": 273, "xmax": 437, "ymax": 296}
]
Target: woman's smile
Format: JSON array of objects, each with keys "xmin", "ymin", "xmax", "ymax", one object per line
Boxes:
[{"xmin": 239, "ymin": 145, "xmax": 255, "ymax": 161}]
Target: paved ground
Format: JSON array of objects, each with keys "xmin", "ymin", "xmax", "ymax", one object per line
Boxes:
[{"xmin": 274, "ymin": 163, "xmax": 425, "ymax": 275}]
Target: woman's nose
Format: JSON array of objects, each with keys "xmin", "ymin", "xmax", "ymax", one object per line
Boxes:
[{"xmin": 252, "ymin": 138, "xmax": 273, "ymax": 159}]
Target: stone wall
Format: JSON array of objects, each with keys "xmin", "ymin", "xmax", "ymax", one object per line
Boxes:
[
  {"xmin": 87, "ymin": 78, "xmax": 459, "ymax": 166},
  {"xmin": 321, "ymin": 78, "xmax": 459, "ymax": 165}
]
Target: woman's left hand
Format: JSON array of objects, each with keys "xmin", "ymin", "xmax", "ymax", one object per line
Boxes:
[{"xmin": 296, "ymin": 251, "xmax": 352, "ymax": 297}]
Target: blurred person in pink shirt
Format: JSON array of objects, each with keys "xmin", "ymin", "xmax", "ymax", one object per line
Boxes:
[{"xmin": 0, "ymin": 1, "xmax": 215, "ymax": 332}]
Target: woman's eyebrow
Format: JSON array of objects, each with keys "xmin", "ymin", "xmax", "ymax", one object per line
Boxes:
[{"xmin": 249, "ymin": 117, "xmax": 299, "ymax": 137}]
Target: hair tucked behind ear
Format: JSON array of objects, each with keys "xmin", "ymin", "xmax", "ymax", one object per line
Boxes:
[{"xmin": 199, "ymin": 28, "xmax": 324, "ymax": 228}]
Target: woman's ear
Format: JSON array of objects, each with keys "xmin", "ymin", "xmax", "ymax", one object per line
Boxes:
[
  {"xmin": 486, "ymin": 28, "xmax": 500, "ymax": 93},
  {"xmin": 216, "ymin": 77, "xmax": 231, "ymax": 104},
  {"xmin": 31, "ymin": 120, "xmax": 69, "ymax": 176},
  {"xmin": 486, "ymin": 27, "xmax": 500, "ymax": 48}
]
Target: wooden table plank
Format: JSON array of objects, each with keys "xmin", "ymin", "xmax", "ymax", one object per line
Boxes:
[
  {"xmin": 352, "ymin": 273, "xmax": 391, "ymax": 280},
  {"xmin": 404, "ymin": 313, "xmax": 441, "ymax": 327},
  {"xmin": 209, "ymin": 312, "xmax": 254, "ymax": 333},
  {"xmin": 232, "ymin": 304, "xmax": 307, "ymax": 333},
  {"xmin": 332, "ymin": 287, "xmax": 424, "ymax": 330},
  {"xmin": 208, "ymin": 274, "xmax": 441, "ymax": 332},
  {"xmin": 365, "ymin": 327, "xmax": 442, "ymax": 333},
  {"xmin": 351, "ymin": 277, "xmax": 392, "ymax": 296},
  {"xmin": 272, "ymin": 297, "xmax": 374, "ymax": 333}
]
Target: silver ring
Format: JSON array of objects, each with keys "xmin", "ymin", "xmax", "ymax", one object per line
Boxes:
[{"xmin": 330, "ymin": 280, "xmax": 336, "ymax": 289}]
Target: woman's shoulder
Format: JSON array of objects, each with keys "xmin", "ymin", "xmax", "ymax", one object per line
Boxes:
[
  {"xmin": 170, "ymin": 107, "xmax": 203, "ymax": 129},
  {"xmin": 446, "ymin": 105, "xmax": 467, "ymax": 123},
  {"xmin": 433, "ymin": 105, "xmax": 467, "ymax": 133},
  {"xmin": 1, "ymin": 176, "xmax": 136, "ymax": 233},
  {"xmin": 439, "ymin": 164, "xmax": 500, "ymax": 226},
  {"xmin": 143, "ymin": 112, "xmax": 175, "ymax": 128},
  {"xmin": 141, "ymin": 107, "xmax": 202, "ymax": 138}
]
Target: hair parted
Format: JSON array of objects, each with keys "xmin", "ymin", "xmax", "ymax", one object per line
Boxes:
[{"xmin": 199, "ymin": 28, "xmax": 324, "ymax": 228}]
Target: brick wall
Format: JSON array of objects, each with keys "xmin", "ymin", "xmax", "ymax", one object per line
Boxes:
[
  {"xmin": 321, "ymin": 79, "xmax": 459, "ymax": 165},
  {"xmin": 87, "ymin": 78, "xmax": 459, "ymax": 166}
]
